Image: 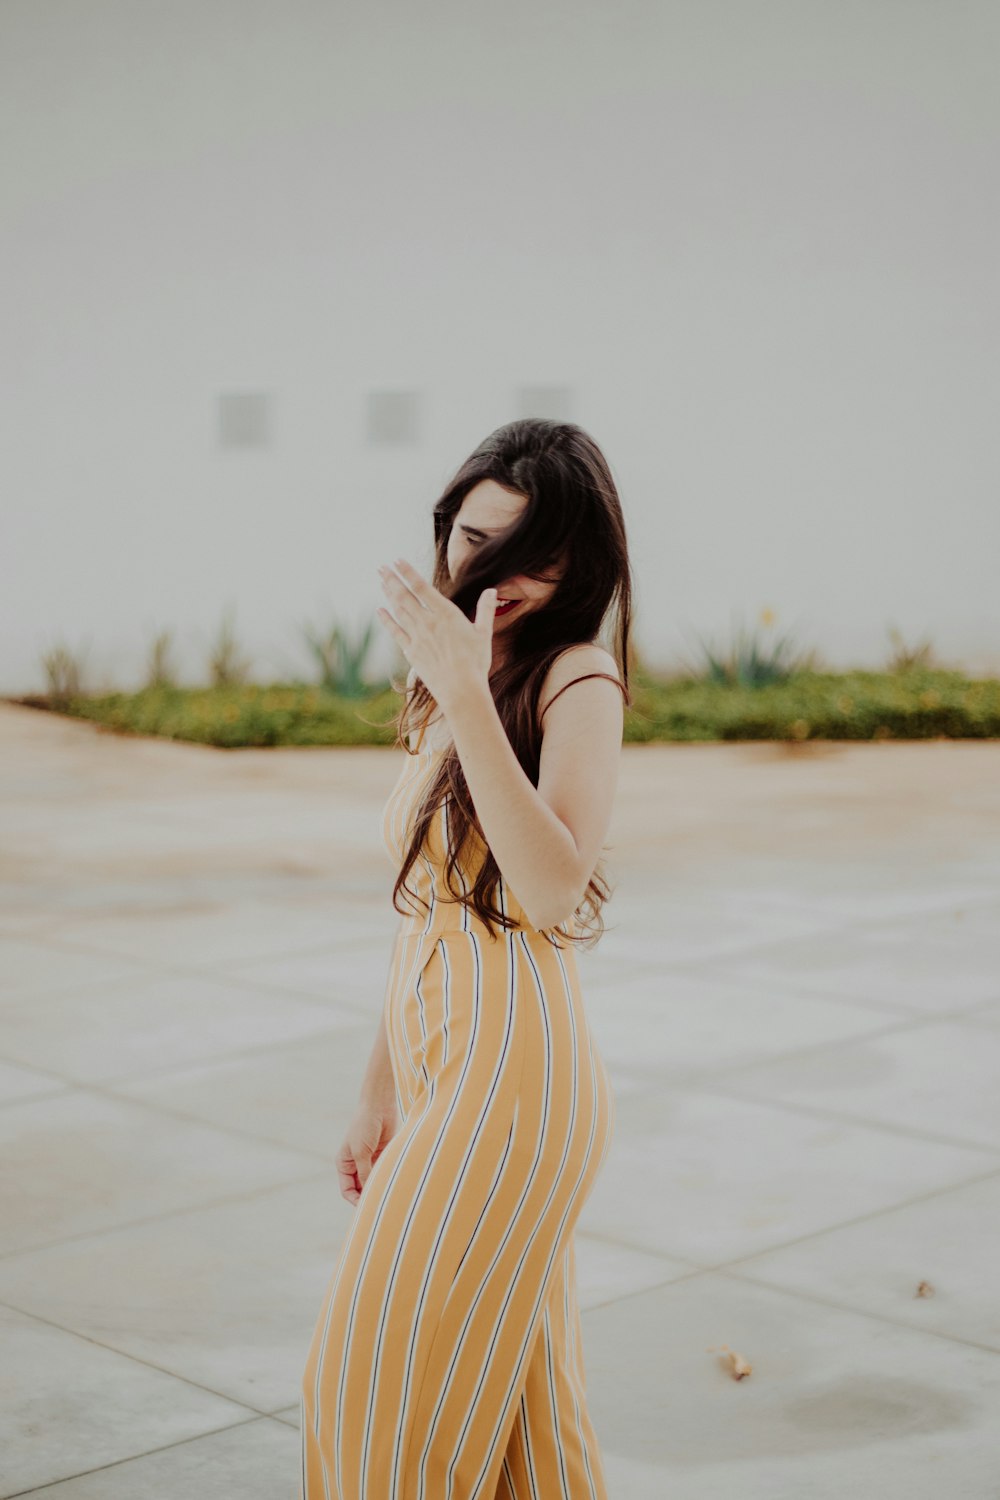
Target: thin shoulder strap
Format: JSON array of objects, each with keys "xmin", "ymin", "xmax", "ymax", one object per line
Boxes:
[{"xmin": 539, "ymin": 671, "xmax": 628, "ymax": 723}]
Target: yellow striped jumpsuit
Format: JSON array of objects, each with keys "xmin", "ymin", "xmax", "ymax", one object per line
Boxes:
[{"xmin": 300, "ymin": 729, "xmax": 616, "ymax": 1499}]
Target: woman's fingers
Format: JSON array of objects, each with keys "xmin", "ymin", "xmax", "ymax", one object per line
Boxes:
[
  {"xmin": 337, "ymin": 1140, "xmax": 365, "ymax": 1203},
  {"xmin": 390, "ymin": 557, "xmax": 438, "ymax": 610},
  {"xmin": 475, "ymin": 587, "xmax": 498, "ymax": 635},
  {"xmin": 379, "ymin": 568, "xmax": 425, "ymax": 634},
  {"xmin": 375, "ymin": 606, "xmax": 410, "ymax": 648},
  {"xmin": 337, "ymin": 1163, "xmax": 361, "ymax": 1204}
]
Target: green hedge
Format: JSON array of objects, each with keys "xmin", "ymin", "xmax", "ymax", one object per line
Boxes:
[
  {"xmin": 624, "ymin": 669, "xmax": 1000, "ymax": 743},
  {"xmin": 10, "ymin": 667, "xmax": 1000, "ymax": 747},
  {"xmin": 17, "ymin": 684, "xmax": 403, "ymax": 749}
]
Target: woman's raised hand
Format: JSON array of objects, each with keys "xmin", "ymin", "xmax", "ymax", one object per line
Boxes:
[{"xmin": 376, "ymin": 557, "xmax": 497, "ymax": 711}]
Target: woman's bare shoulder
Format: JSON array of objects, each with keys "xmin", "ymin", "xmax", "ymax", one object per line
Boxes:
[{"xmin": 538, "ymin": 642, "xmax": 622, "ymax": 718}]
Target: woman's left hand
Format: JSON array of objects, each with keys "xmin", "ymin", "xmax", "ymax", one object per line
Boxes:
[{"xmin": 376, "ymin": 558, "xmax": 498, "ymax": 709}]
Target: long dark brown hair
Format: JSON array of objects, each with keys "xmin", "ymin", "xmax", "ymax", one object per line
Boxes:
[{"xmin": 389, "ymin": 418, "xmax": 634, "ymax": 947}]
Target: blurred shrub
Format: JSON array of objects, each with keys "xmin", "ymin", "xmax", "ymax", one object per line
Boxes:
[
  {"xmin": 35, "ymin": 667, "xmax": 1000, "ymax": 745},
  {"xmin": 624, "ymin": 667, "xmax": 1000, "ymax": 742},
  {"xmin": 684, "ymin": 608, "xmax": 816, "ymax": 687},
  {"xmin": 145, "ymin": 629, "xmax": 178, "ymax": 690},
  {"xmin": 208, "ymin": 607, "xmax": 252, "ymax": 687},
  {"xmin": 886, "ymin": 625, "xmax": 937, "ymax": 674},
  {"xmin": 40, "ymin": 641, "xmax": 87, "ymax": 706},
  {"xmin": 57, "ymin": 683, "xmax": 401, "ymax": 748},
  {"xmin": 302, "ymin": 614, "xmax": 378, "ymax": 697}
]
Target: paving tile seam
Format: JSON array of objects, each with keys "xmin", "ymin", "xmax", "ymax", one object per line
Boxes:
[
  {"xmin": 581, "ymin": 958, "xmax": 913, "ymax": 1009},
  {"xmin": 0, "ymin": 1057, "xmax": 71, "ymax": 1092},
  {"xmin": 680, "ymin": 1078, "xmax": 1000, "ymax": 1156},
  {"xmin": 570, "ymin": 1235, "xmax": 1000, "ymax": 1361},
  {"xmin": 649, "ymin": 1010, "xmax": 999, "ymax": 1086},
  {"xmin": 170, "ymin": 970, "xmax": 382, "ymax": 1016},
  {"xmin": 0, "ymin": 965, "xmax": 156, "ymax": 1007},
  {"xmin": 606, "ymin": 1073, "xmax": 1000, "ymax": 1152},
  {"xmin": 571, "ymin": 1164, "xmax": 1000, "ymax": 1286},
  {"xmin": 212, "ymin": 932, "xmax": 416, "ymax": 962},
  {"xmin": 644, "ymin": 948, "xmax": 995, "ymax": 1008},
  {"xmin": 699, "ymin": 1161, "xmax": 1000, "ymax": 1270},
  {"xmin": 946, "ymin": 1016, "xmax": 1000, "ymax": 1035},
  {"xmin": 0, "ymin": 920, "xmax": 72, "ymax": 939},
  {"xmin": 1, "ymin": 951, "xmax": 388, "ymax": 1016},
  {"xmin": 7, "ymin": 901, "xmax": 995, "ymax": 1006},
  {"xmin": 1, "ymin": 1412, "xmax": 277, "ymax": 1500},
  {"xmin": 605, "ymin": 972, "xmax": 914, "ymax": 1017},
  {"xmin": 167, "ymin": 1020, "xmax": 380, "ymax": 1079},
  {"xmin": 0, "ymin": 1005, "xmax": 377, "ymax": 1090},
  {"xmin": 954, "ymin": 994, "xmax": 1000, "ymax": 1018},
  {"xmin": 90, "ymin": 1085, "xmax": 346, "ymax": 1162},
  {"xmin": 610, "ymin": 1068, "xmax": 1000, "ymax": 1152},
  {"xmin": 738, "ymin": 888, "xmax": 1000, "ymax": 919},
  {"xmin": 88, "ymin": 1025, "xmax": 376, "ymax": 1086},
  {"xmin": 576, "ymin": 1226, "xmax": 702, "ymax": 1267},
  {"xmin": 14, "ymin": 886, "xmax": 995, "ymax": 974},
  {"xmin": 614, "ymin": 1015, "xmax": 929, "ymax": 1088},
  {"xmin": 653, "ymin": 964, "xmax": 973, "ymax": 1017},
  {"xmin": 593, "ymin": 964, "xmax": 928, "ymax": 1012},
  {"xmin": 643, "ymin": 893, "xmax": 1000, "ymax": 965},
  {"xmin": 204, "ymin": 985, "xmax": 381, "ymax": 1018},
  {"xmin": 7, "ymin": 929, "xmax": 398, "ymax": 972},
  {"xmin": 0, "ymin": 1295, "xmax": 280, "ymax": 1418},
  {"xmin": 0, "ymin": 1087, "xmax": 71, "ymax": 1115},
  {"xmin": 0, "ymin": 914, "xmax": 385, "ymax": 940},
  {"xmin": 713, "ymin": 1266, "xmax": 1000, "ymax": 1360},
  {"xmin": 575, "ymin": 1231, "xmax": 768, "ymax": 1279},
  {"xmin": 0, "ymin": 1165, "xmax": 336, "ymax": 1264},
  {"xmin": 4, "ymin": 1074, "xmax": 344, "ymax": 1163},
  {"xmin": 581, "ymin": 1266, "xmax": 711, "ymax": 1316},
  {"xmin": 697, "ymin": 980, "xmax": 1000, "ymax": 1020}
]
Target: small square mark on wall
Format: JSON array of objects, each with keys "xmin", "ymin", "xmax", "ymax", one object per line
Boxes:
[
  {"xmin": 515, "ymin": 385, "xmax": 574, "ymax": 422},
  {"xmin": 366, "ymin": 390, "xmax": 420, "ymax": 445},
  {"xmin": 218, "ymin": 391, "xmax": 271, "ymax": 448}
]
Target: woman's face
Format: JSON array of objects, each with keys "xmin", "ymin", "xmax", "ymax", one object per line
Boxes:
[{"xmin": 445, "ymin": 480, "xmax": 563, "ymax": 639}]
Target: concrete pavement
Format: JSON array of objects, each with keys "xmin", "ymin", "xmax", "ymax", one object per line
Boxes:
[{"xmin": 1, "ymin": 702, "xmax": 999, "ymax": 1498}]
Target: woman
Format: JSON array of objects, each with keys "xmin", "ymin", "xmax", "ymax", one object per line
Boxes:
[{"xmin": 301, "ymin": 418, "xmax": 633, "ymax": 1500}]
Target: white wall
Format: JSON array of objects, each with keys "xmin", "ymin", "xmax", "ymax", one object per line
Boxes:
[{"xmin": 2, "ymin": 0, "xmax": 997, "ymax": 693}]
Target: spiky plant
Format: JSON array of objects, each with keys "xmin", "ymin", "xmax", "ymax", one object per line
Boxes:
[
  {"xmin": 208, "ymin": 607, "xmax": 252, "ymax": 687},
  {"xmin": 145, "ymin": 628, "xmax": 178, "ymax": 689},
  {"xmin": 301, "ymin": 614, "xmax": 378, "ymax": 697},
  {"xmin": 886, "ymin": 625, "xmax": 936, "ymax": 674},
  {"xmin": 40, "ymin": 642, "xmax": 87, "ymax": 705},
  {"xmin": 686, "ymin": 608, "xmax": 813, "ymax": 687}
]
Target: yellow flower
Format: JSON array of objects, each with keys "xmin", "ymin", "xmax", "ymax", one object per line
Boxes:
[{"xmin": 760, "ymin": 607, "xmax": 776, "ymax": 628}]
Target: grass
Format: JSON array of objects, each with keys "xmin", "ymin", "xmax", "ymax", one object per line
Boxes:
[
  {"xmin": 9, "ymin": 666, "xmax": 1000, "ymax": 747},
  {"xmin": 624, "ymin": 666, "xmax": 1000, "ymax": 742},
  {"xmin": 13, "ymin": 683, "xmax": 403, "ymax": 748}
]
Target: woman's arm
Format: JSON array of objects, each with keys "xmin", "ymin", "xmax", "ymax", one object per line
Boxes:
[
  {"xmin": 339, "ymin": 1015, "xmax": 398, "ymax": 1205},
  {"xmin": 359, "ymin": 1012, "xmax": 396, "ymax": 1110},
  {"xmin": 441, "ymin": 644, "xmax": 624, "ymax": 931},
  {"xmin": 378, "ymin": 562, "xmax": 623, "ymax": 930}
]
